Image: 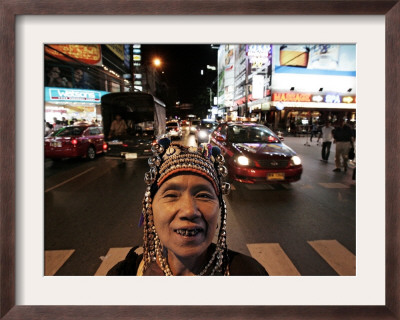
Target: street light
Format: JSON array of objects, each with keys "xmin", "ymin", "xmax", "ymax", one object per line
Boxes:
[{"xmin": 153, "ymin": 58, "xmax": 162, "ymax": 67}]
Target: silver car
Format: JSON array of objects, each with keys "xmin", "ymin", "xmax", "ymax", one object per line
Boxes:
[{"xmin": 166, "ymin": 121, "xmax": 182, "ymax": 140}]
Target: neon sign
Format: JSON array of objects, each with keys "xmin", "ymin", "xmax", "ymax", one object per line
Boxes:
[
  {"xmin": 312, "ymin": 95, "xmax": 324, "ymax": 102},
  {"xmin": 272, "ymin": 92, "xmax": 312, "ymax": 102},
  {"xmin": 342, "ymin": 96, "xmax": 355, "ymax": 103},
  {"xmin": 325, "ymin": 94, "xmax": 341, "ymax": 103},
  {"xmin": 45, "ymin": 87, "xmax": 109, "ymax": 103}
]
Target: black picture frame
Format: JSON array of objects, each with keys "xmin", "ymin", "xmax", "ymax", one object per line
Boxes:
[{"xmin": 1, "ymin": 1, "xmax": 399, "ymax": 319}]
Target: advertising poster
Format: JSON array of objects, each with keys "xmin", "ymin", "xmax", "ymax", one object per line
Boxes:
[{"xmin": 273, "ymin": 44, "xmax": 356, "ymax": 76}]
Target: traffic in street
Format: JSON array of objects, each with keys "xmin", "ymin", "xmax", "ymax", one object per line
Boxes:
[{"xmin": 44, "ymin": 127, "xmax": 355, "ymax": 276}]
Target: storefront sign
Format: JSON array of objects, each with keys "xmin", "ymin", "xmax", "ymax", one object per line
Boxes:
[
  {"xmin": 342, "ymin": 96, "xmax": 355, "ymax": 103},
  {"xmin": 312, "ymin": 95, "xmax": 324, "ymax": 102},
  {"xmin": 45, "ymin": 87, "xmax": 109, "ymax": 103},
  {"xmin": 272, "ymin": 92, "xmax": 312, "ymax": 102},
  {"xmin": 325, "ymin": 94, "xmax": 341, "ymax": 103},
  {"xmin": 45, "ymin": 45, "xmax": 102, "ymax": 65}
]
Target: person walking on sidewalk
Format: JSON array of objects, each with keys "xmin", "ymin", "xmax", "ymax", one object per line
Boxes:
[
  {"xmin": 332, "ymin": 119, "xmax": 355, "ymax": 172},
  {"xmin": 319, "ymin": 120, "xmax": 334, "ymax": 162}
]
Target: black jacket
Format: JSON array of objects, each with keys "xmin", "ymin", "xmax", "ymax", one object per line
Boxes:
[
  {"xmin": 107, "ymin": 245, "xmax": 268, "ymax": 276},
  {"xmin": 333, "ymin": 125, "xmax": 354, "ymax": 142}
]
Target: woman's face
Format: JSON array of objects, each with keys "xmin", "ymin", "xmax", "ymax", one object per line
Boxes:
[{"xmin": 152, "ymin": 174, "xmax": 220, "ymax": 261}]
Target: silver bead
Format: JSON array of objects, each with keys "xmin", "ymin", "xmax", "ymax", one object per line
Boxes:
[
  {"xmin": 151, "ymin": 144, "xmax": 160, "ymax": 154},
  {"xmin": 144, "ymin": 172, "xmax": 156, "ymax": 185},
  {"xmin": 221, "ymin": 182, "xmax": 231, "ymax": 195},
  {"xmin": 218, "ymin": 165, "xmax": 228, "ymax": 177},
  {"xmin": 215, "ymin": 154, "xmax": 225, "ymax": 164},
  {"xmin": 148, "ymin": 157, "xmax": 155, "ymax": 166}
]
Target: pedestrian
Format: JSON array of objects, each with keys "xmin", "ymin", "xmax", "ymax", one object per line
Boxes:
[
  {"xmin": 53, "ymin": 120, "xmax": 63, "ymax": 132},
  {"xmin": 290, "ymin": 121, "xmax": 297, "ymax": 137},
  {"xmin": 61, "ymin": 116, "xmax": 68, "ymax": 126},
  {"xmin": 107, "ymin": 139, "xmax": 268, "ymax": 276},
  {"xmin": 332, "ymin": 119, "xmax": 355, "ymax": 172},
  {"xmin": 108, "ymin": 114, "xmax": 127, "ymax": 139},
  {"xmin": 45, "ymin": 121, "xmax": 53, "ymax": 136},
  {"xmin": 310, "ymin": 122, "xmax": 319, "ymax": 142},
  {"xmin": 319, "ymin": 121, "xmax": 334, "ymax": 162}
]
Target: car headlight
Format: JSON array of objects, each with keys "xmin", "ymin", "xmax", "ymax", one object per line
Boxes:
[
  {"xmin": 237, "ymin": 155, "xmax": 250, "ymax": 166},
  {"xmin": 290, "ymin": 155, "xmax": 302, "ymax": 166},
  {"xmin": 198, "ymin": 130, "xmax": 208, "ymax": 139}
]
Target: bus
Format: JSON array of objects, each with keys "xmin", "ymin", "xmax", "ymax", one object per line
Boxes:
[{"xmin": 101, "ymin": 91, "xmax": 166, "ymax": 159}]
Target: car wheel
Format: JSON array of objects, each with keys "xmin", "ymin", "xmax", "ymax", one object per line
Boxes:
[{"xmin": 87, "ymin": 146, "xmax": 96, "ymax": 160}]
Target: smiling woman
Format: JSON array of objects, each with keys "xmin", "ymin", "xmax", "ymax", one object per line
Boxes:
[{"xmin": 107, "ymin": 138, "xmax": 268, "ymax": 276}]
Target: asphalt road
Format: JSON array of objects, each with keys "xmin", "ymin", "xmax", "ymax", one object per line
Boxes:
[{"xmin": 44, "ymin": 129, "xmax": 356, "ymax": 276}]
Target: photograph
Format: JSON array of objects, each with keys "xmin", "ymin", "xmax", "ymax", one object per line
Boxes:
[
  {"xmin": 44, "ymin": 43, "xmax": 357, "ymax": 278},
  {"xmin": 1, "ymin": 1, "xmax": 399, "ymax": 319}
]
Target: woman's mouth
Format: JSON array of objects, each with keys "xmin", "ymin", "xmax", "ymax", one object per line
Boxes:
[{"xmin": 174, "ymin": 228, "xmax": 203, "ymax": 237}]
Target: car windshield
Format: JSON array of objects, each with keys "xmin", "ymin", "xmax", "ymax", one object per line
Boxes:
[
  {"xmin": 139, "ymin": 130, "xmax": 155, "ymax": 137},
  {"xmin": 200, "ymin": 122, "xmax": 217, "ymax": 130},
  {"xmin": 54, "ymin": 126, "xmax": 86, "ymax": 137},
  {"xmin": 166, "ymin": 122, "xmax": 178, "ymax": 127},
  {"xmin": 227, "ymin": 126, "xmax": 279, "ymax": 143}
]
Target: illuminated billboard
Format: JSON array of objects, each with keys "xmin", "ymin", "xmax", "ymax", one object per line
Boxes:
[{"xmin": 273, "ymin": 44, "xmax": 356, "ymax": 76}]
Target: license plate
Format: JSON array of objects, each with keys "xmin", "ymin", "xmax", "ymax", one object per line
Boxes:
[
  {"xmin": 108, "ymin": 141, "xmax": 123, "ymax": 145},
  {"xmin": 267, "ymin": 173, "xmax": 285, "ymax": 181},
  {"xmin": 124, "ymin": 153, "xmax": 138, "ymax": 160},
  {"xmin": 50, "ymin": 142, "xmax": 62, "ymax": 147}
]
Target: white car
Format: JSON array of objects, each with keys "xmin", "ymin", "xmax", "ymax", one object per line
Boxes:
[
  {"xmin": 189, "ymin": 119, "xmax": 201, "ymax": 134},
  {"xmin": 166, "ymin": 121, "xmax": 182, "ymax": 140}
]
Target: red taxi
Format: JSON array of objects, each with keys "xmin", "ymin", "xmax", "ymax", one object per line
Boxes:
[
  {"xmin": 45, "ymin": 123, "xmax": 106, "ymax": 161},
  {"xmin": 210, "ymin": 122, "xmax": 303, "ymax": 184}
]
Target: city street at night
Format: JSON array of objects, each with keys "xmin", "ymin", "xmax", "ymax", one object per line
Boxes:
[
  {"xmin": 43, "ymin": 43, "xmax": 357, "ymax": 277},
  {"xmin": 45, "ymin": 130, "xmax": 355, "ymax": 276}
]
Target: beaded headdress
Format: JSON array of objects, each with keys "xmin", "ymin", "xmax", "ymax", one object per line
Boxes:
[{"xmin": 140, "ymin": 137, "xmax": 231, "ymax": 275}]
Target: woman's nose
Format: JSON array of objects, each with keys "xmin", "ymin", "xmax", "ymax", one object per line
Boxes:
[{"xmin": 178, "ymin": 193, "xmax": 200, "ymax": 220}]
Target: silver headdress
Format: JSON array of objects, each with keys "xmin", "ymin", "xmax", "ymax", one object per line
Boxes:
[{"xmin": 140, "ymin": 137, "xmax": 231, "ymax": 275}]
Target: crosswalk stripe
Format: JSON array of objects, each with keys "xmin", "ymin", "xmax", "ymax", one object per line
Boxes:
[
  {"xmin": 247, "ymin": 243, "xmax": 301, "ymax": 276},
  {"xmin": 45, "ymin": 240, "xmax": 355, "ymax": 276},
  {"xmin": 95, "ymin": 247, "xmax": 133, "ymax": 276},
  {"xmin": 45, "ymin": 249, "xmax": 75, "ymax": 276},
  {"xmin": 308, "ymin": 240, "xmax": 355, "ymax": 275}
]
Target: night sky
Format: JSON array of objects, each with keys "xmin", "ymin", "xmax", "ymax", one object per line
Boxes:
[{"xmin": 141, "ymin": 44, "xmax": 218, "ymax": 104}]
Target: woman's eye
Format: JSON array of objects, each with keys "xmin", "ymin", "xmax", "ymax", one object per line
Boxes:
[
  {"xmin": 197, "ymin": 192, "xmax": 213, "ymax": 199},
  {"xmin": 163, "ymin": 192, "xmax": 178, "ymax": 198}
]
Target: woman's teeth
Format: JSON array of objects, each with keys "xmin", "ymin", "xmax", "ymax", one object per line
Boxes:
[{"xmin": 175, "ymin": 229, "xmax": 201, "ymax": 236}]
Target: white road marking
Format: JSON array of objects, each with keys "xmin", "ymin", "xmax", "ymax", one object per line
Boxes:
[
  {"xmin": 46, "ymin": 241, "xmax": 355, "ymax": 276},
  {"xmin": 94, "ymin": 247, "xmax": 133, "ymax": 276},
  {"xmin": 45, "ymin": 167, "xmax": 95, "ymax": 193},
  {"xmin": 308, "ymin": 240, "xmax": 356, "ymax": 276},
  {"xmin": 247, "ymin": 243, "xmax": 301, "ymax": 276},
  {"xmin": 45, "ymin": 249, "xmax": 75, "ymax": 276},
  {"xmin": 318, "ymin": 183, "xmax": 350, "ymax": 189}
]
